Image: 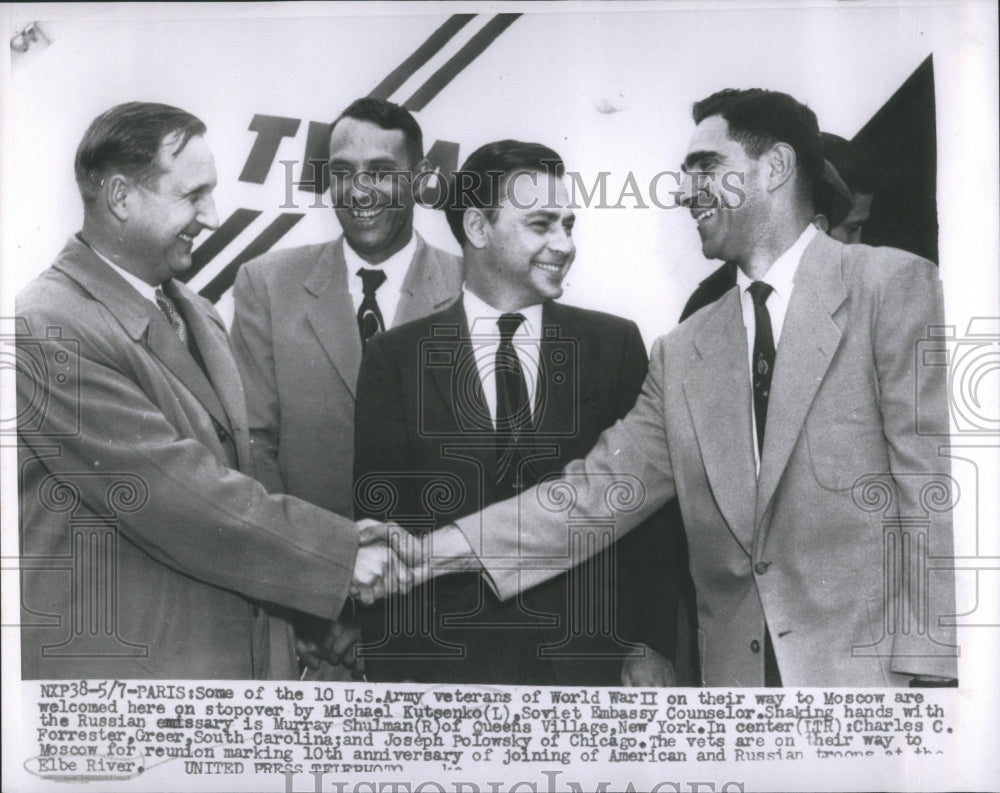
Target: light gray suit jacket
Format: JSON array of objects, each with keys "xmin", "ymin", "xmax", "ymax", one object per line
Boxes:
[
  {"xmin": 16, "ymin": 237, "xmax": 360, "ymax": 679},
  {"xmin": 456, "ymin": 232, "xmax": 957, "ymax": 686}
]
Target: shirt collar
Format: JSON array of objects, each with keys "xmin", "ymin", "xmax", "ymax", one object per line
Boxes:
[
  {"xmin": 462, "ymin": 288, "xmax": 543, "ymax": 341},
  {"xmin": 735, "ymin": 223, "xmax": 817, "ymax": 296},
  {"xmin": 78, "ymin": 234, "xmax": 160, "ymax": 304},
  {"xmin": 343, "ymin": 231, "xmax": 418, "ymax": 289}
]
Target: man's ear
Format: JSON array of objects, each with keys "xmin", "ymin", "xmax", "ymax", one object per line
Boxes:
[
  {"xmin": 766, "ymin": 142, "xmax": 797, "ymax": 192},
  {"xmin": 413, "ymin": 158, "xmax": 442, "ymax": 206},
  {"xmin": 105, "ymin": 174, "xmax": 131, "ymax": 222},
  {"xmin": 812, "ymin": 213, "xmax": 830, "ymax": 233},
  {"xmin": 463, "ymin": 208, "xmax": 490, "ymax": 250}
]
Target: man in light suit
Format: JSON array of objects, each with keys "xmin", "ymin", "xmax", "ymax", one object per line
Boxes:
[
  {"xmin": 16, "ymin": 102, "xmax": 405, "ymax": 679},
  {"xmin": 354, "ymin": 141, "xmax": 681, "ymax": 686},
  {"xmin": 391, "ymin": 89, "xmax": 957, "ymax": 687},
  {"xmin": 230, "ymin": 98, "xmax": 462, "ymax": 675}
]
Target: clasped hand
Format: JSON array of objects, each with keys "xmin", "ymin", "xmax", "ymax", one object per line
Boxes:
[{"xmin": 349, "ymin": 520, "xmax": 427, "ymax": 605}]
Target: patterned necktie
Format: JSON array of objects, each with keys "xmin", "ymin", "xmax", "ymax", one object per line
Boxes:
[
  {"xmin": 155, "ymin": 286, "xmax": 190, "ymax": 348},
  {"xmin": 748, "ymin": 281, "xmax": 775, "ymax": 458},
  {"xmin": 749, "ymin": 280, "xmax": 782, "ymax": 686},
  {"xmin": 357, "ymin": 268, "xmax": 387, "ymax": 345},
  {"xmin": 495, "ymin": 313, "xmax": 531, "ymax": 494}
]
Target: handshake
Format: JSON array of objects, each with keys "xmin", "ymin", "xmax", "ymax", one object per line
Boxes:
[
  {"xmin": 348, "ymin": 520, "xmax": 428, "ymax": 605},
  {"xmin": 348, "ymin": 519, "xmax": 482, "ymax": 605}
]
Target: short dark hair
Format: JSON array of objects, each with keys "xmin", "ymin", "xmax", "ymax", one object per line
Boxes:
[
  {"xmin": 820, "ymin": 132, "xmax": 877, "ymax": 195},
  {"xmin": 445, "ymin": 140, "xmax": 565, "ymax": 246},
  {"xmin": 75, "ymin": 102, "xmax": 206, "ymax": 203},
  {"xmin": 815, "ymin": 159, "xmax": 853, "ymax": 228},
  {"xmin": 692, "ymin": 89, "xmax": 824, "ymax": 204},
  {"xmin": 330, "ymin": 97, "xmax": 423, "ymax": 164}
]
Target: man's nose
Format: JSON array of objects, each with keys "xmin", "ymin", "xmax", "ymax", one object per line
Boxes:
[
  {"xmin": 198, "ymin": 195, "xmax": 219, "ymax": 231},
  {"xmin": 547, "ymin": 226, "xmax": 574, "ymax": 255},
  {"xmin": 679, "ymin": 172, "xmax": 695, "ymax": 208}
]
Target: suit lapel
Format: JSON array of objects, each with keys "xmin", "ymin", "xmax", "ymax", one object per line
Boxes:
[
  {"xmin": 683, "ymin": 289, "xmax": 758, "ymax": 552},
  {"xmin": 426, "ymin": 299, "xmax": 493, "ymax": 433},
  {"xmin": 423, "ymin": 300, "xmax": 496, "ymax": 490},
  {"xmin": 168, "ymin": 282, "xmax": 252, "ymax": 466},
  {"xmin": 53, "ymin": 240, "xmax": 232, "ymax": 433},
  {"xmin": 755, "ymin": 233, "xmax": 846, "ymax": 527},
  {"xmin": 304, "ymin": 239, "xmax": 363, "ymax": 397},
  {"xmin": 394, "ymin": 235, "xmax": 461, "ymax": 326}
]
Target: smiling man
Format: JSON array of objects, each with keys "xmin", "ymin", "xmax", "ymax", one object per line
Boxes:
[
  {"xmin": 229, "ymin": 98, "xmax": 462, "ymax": 678},
  {"xmin": 400, "ymin": 91, "xmax": 957, "ymax": 687},
  {"xmin": 353, "ymin": 140, "xmax": 682, "ymax": 686},
  {"xmin": 16, "ymin": 102, "xmax": 402, "ymax": 679}
]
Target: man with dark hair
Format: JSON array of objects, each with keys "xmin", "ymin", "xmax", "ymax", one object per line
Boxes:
[
  {"xmin": 354, "ymin": 140, "xmax": 681, "ymax": 685},
  {"xmin": 680, "ymin": 154, "xmax": 853, "ymax": 322},
  {"xmin": 395, "ymin": 89, "xmax": 956, "ymax": 687},
  {"xmin": 16, "ymin": 102, "xmax": 407, "ymax": 680},
  {"xmin": 229, "ymin": 97, "xmax": 462, "ymax": 677},
  {"xmin": 820, "ymin": 132, "xmax": 877, "ymax": 244}
]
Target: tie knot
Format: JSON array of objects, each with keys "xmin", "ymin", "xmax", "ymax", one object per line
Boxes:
[
  {"xmin": 748, "ymin": 281, "xmax": 773, "ymax": 306},
  {"xmin": 358, "ymin": 268, "xmax": 387, "ymax": 297},
  {"xmin": 497, "ymin": 313, "xmax": 526, "ymax": 343},
  {"xmin": 154, "ymin": 286, "xmax": 169, "ymax": 306}
]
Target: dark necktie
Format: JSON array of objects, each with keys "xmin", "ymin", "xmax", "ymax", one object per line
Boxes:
[
  {"xmin": 748, "ymin": 281, "xmax": 783, "ymax": 686},
  {"xmin": 749, "ymin": 281, "xmax": 775, "ymax": 458},
  {"xmin": 155, "ymin": 286, "xmax": 190, "ymax": 348},
  {"xmin": 495, "ymin": 313, "xmax": 531, "ymax": 494},
  {"xmin": 357, "ymin": 268, "xmax": 387, "ymax": 345}
]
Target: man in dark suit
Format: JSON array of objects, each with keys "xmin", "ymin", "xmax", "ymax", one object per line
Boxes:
[
  {"xmin": 230, "ymin": 98, "xmax": 462, "ymax": 676},
  {"xmin": 16, "ymin": 102, "xmax": 406, "ymax": 679},
  {"xmin": 354, "ymin": 141, "xmax": 681, "ymax": 685},
  {"xmin": 395, "ymin": 90, "xmax": 957, "ymax": 687}
]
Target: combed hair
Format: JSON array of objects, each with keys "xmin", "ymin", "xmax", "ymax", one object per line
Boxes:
[
  {"xmin": 444, "ymin": 140, "xmax": 565, "ymax": 246},
  {"xmin": 692, "ymin": 89, "xmax": 824, "ymax": 203},
  {"xmin": 330, "ymin": 97, "xmax": 423, "ymax": 163},
  {"xmin": 74, "ymin": 102, "xmax": 206, "ymax": 202}
]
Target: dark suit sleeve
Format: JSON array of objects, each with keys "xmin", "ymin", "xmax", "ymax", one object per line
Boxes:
[
  {"xmin": 353, "ymin": 335, "xmax": 414, "ymax": 520},
  {"xmin": 230, "ymin": 264, "xmax": 285, "ymax": 495},
  {"xmin": 611, "ymin": 322, "xmax": 682, "ymax": 661}
]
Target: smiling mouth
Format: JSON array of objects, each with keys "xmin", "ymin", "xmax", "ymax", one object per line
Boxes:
[
  {"xmin": 178, "ymin": 232, "xmax": 197, "ymax": 246},
  {"xmin": 532, "ymin": 260, "xmax": 566, "ymax": 274},
  {"xmin": 347, "ymin": 206, "xmax": 385, "ymax": 222},
  {"xmin": 692, "ymin": 207, "xmax": 719, "ymax": 225}
]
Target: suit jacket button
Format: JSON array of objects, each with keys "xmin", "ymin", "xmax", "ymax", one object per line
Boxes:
[
  {"xmin": 754, "ymin": 561, "xmax": 770, "ymax": 575},
  {"xmin": 750, "ymin": 639, "xmax": 761, "ymax": 653}
]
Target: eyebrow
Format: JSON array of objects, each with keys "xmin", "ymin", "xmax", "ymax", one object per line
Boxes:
[
  {"xmin": 524, "ymin": 210, "xmax": 574, "ymax": 223},
  {"xmin": 681, "ymin": 150, "xmax": 720, "ymax": 172}
]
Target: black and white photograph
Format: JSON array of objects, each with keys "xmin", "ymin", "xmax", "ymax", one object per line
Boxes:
[{"xmin": 1, "ymin": 2, "xmax": 997, "ymax": 791}]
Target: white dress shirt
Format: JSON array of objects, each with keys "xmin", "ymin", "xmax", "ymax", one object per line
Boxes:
[
  {"xmin": 344, "ymin": 232, "xmax": 418, "ymax": 329},
  {"xmin": 462, "ymin": 289, "xmax": 543, "ymax": 427},
  {"xmin": 80, "ymin": 236, "xmax": 160, "ymax": 306},
  {"xmin": 735, "ymin": 223, "xmax": 817, "ymax": 469}
]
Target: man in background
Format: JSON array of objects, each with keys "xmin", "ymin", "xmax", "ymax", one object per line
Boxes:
[
  {"xmin": 819, "ymin": 131, "xmax": 876, "ymax": 244},
  {"xmin": 354, "ymin": 141, "xmax": 680, "ymax": 685}
]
